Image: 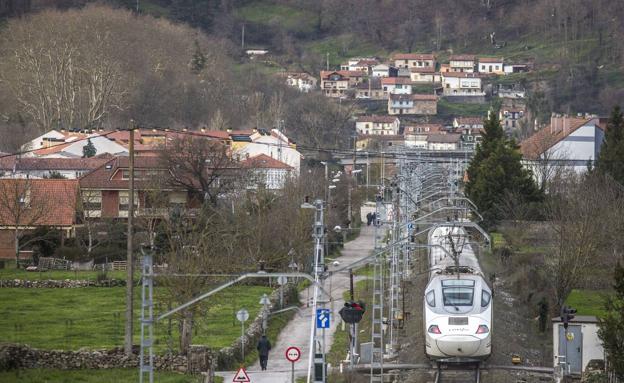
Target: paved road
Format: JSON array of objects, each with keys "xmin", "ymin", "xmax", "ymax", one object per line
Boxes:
[{"xmin": 217, "ymin": 221, "xmax": 376, "ymax": 383}]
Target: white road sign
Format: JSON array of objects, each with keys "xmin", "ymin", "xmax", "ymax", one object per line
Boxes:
[
  {"xmin": 232, "ymin": 367, "xmax": 251, "ymax": 382},
  {"xmin": 236, "ymin": 308, "xmax": 249, "ymax": 323}
]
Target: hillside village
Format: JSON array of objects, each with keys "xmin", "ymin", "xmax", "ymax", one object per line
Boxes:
[{"xmin": 1, "ymin": 2, "xmax": 624, "ymax": 383}]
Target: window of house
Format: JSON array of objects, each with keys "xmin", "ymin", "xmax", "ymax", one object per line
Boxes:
[
  {"xmin": 119, "ymin": 191, "xmax": 138, "ymax": 216},
  {"xmin": 82, "ymin": 190, "xmax": 102, "ymax": 213},
  {"xmin": 488, "ymin": 65, "xmax": 492, "ymax": 72}
]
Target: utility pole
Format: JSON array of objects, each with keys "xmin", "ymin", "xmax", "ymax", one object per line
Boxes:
[
  {"xmin": 125, "ymin": 121, "xmax": 135, "ymax": 356},
  {"xmin": 306, "ymin": 199, "xmax": 326, "ymax": 383}
]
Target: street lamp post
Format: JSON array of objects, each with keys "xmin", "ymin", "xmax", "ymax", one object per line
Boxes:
[{"xmin": 259, "ymin": 294, "xmax": 271, "ymax": 335}]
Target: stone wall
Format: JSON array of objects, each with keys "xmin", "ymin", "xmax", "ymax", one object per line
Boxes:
[
  {"xmin": 0, "ymin": 279, "xmax": 125, "ymax": 288},
  {"xmin": 0, "ymin": 344, "xmax": 190, "ymax": 372}
]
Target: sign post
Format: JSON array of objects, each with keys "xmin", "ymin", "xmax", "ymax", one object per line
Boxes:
[
  {"xmin": 236, "ymin": 309, "xmax": 250, "ymax": 361},
  {"xmin": 285, "ymin": 346, "xmax": 301, "ymax": 383},
  {"xmin": 277, "ymin": 276, "xmax": 287, "ymax": 308}
]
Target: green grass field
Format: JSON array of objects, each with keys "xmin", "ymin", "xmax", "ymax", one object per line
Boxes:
[
  {"xmin": 235, "ymin": 3, "xmax": 317, "ymax": 35},
  {"xmin": 437, "ymin": 99, "xmax": 492, "ymax": 118},
  {"xmin": 0, "ymin": 267, "xmax": 130, "ymax": 281},
  {"xmin": 565, "ymin": 289, "xmax": 610, "ymax": 318},
  {"xmin": 306, "ymin": 34, "xmax": 387, "ymax": 68},
  {"xmin": 0, "ymin": 285, "xmax": 271, "ymax": 351},
  {"xmin": 0, "ymin": 369, "xmax": 221, "ymax": 383}
]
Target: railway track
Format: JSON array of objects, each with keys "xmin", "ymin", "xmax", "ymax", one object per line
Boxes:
[{"xmin": 434, "ymin": 363, "xmax": 480, "ymax": 383}]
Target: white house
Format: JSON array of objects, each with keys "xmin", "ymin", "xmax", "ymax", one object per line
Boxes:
[
  {"xmin": 372, "ymin": 64, "xmax": 390, "ymax": 77},
  {"xmin": 341, "ymin": 57, "xmax": 378, "ymax": 72},
  {"xmin": 520, "ymin": 115, "xmax": 606, "ymax": 177},
  {"xmin": 441, "ymin": 72, "xmax": 484, "ymax": 96},
  {"xmin": 236, "ymin": 129, "xmax": 301, "ymax": 173},
  {"xmin": 284, "ymin": 72, "xmax": 317, "ymax": 92},
  {"xmin": 404, "ymin": 124, "xmax": 444, "ymax": 148},
  {"xmin": 387, "ymin": 94, "xmax": 437, "ymax": 115},
  {"xmin": 355, "ymin": 116, "xmax": 400, "ymax": 136},
  {"xmin": 449, "ymin": 55, "xmax": 475, "ymax": 72},
  {"xmin": 381, "ymin": 77, "xmax": 412, "ymax": 95},
  {"xmin": 552, "ymin": 316, "xmax": 605, "ymax": 376},
  {"xmin": 0, "ymin": 156, "xmax": 111, "ymax": 179},
  {"xmin": 241, "ymin": 154, "xmax": 293, "ymax": 190},
  {"xmin": 427, "ymin": 134, "xmax": 461, "ymax": 151},
  {"xmin": 477, "ymin": 57, "xmax": 504, "ymax": 74}
]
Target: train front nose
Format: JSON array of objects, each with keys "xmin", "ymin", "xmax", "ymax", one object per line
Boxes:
[{"xmin": 436, "ymin": 336, "xmax": 482, "ymax": 356}]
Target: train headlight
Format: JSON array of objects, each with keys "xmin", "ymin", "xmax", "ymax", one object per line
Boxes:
[
  {"xmin": 428, "ymin": 325, "xmax": 441, "ymax": 334},
  {"xmin": 476, "ymin": 325, "xmax": 489, "ymax": 334}
]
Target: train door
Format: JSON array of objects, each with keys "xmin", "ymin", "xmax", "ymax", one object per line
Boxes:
[{"xmin": 558, "ymin": 324, "xmax": 583, "ymax": 375}]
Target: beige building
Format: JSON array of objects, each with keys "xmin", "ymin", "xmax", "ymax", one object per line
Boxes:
[
  {"xmin": 449, "ymin": 54, "xmax": 475, "ymax": 72},
  {"xmin": 392, "ymin": 53, "xmax": 435, "ymax": 69},
  {"xmin": 355, "ymin": 116, "xmax": 400, "ymax": 136},
  {"xmin": 410, "ymin": 67, "xmax": 441, "ymax": 83}
]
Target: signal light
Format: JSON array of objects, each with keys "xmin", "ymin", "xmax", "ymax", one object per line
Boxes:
[
  {"xmin": 476, "ymin": 325, "xmax": 489, "ymax": 334},
  {"xmin": 428, "ymin": 325, "xmax": 441, "ymax": 334},
  {"xmin": 339, "ymin": 300, "xmax": 366, "ymax": 324}
]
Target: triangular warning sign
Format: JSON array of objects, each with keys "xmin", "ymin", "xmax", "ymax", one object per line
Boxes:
[{"xmin": 232, "ymin": 367, "xmax": 251, "ymax": 382}]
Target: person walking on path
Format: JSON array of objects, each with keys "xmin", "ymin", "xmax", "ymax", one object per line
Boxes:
[
  {"xmin": 257, "ymin": 335, "xmax": 272, "ymax": 371},
  {"xmin": 366, "ymin": 212, "xmax": 372, "ymax": 226}
]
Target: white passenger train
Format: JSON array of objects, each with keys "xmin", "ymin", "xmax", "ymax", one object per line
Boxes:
[{"xmin": 423, "ymin": 225, "xmax": 492, "ymax": 361}]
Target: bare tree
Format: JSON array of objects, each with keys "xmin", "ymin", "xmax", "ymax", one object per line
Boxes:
[
  {"xmin": 160, "ymin": 135, "xmax": 241, "ymax": 206},
  {"xmin": 546, "ymin": 172, "xmax": 623, "ymax": 308}
]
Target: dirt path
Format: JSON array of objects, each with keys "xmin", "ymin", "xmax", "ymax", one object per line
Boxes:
[{"xmin": 217, "ymin": 223, "xmax": 376, "ymax": 383}]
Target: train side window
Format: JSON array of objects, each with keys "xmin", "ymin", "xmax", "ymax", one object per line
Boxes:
[
  {"xmin": 481, "ymin": 290, "xmax": 491, "ymax": 307},
  {"xmin": 426, "ymin": 290, "xmax": 435, "ymax": 307}
]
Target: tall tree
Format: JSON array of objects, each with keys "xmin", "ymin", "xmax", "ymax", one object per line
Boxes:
[
  {"xmin": 598, "ymin": 263, "xmax": 624, "ymax": 379},
  {"xmin": 465, "ymin": 113, "xmax": 542, "ymax": 225},
  {"xmin": 82, "ymin": 138, "xmax": 97, "ymax": 158},
  {"xmin": 597, "ymin": 105, "xmax": 624, "ymax": 185}
]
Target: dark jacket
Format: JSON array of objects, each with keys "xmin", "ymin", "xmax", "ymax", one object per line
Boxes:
[{"xmin": 257, "ymin": 337, "xmax": 272, "ymax": 357}]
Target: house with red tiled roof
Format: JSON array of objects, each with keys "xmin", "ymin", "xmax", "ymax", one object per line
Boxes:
[
  {"xmin": 0, "ymin": 179, "xmax": 79, "ymax": 260},
  {"xmin": 409, "ymin": 67, "xmax": 441, "ymax": 83},
  {"xmin": 240, "ymin": 154, "xmax": 293, "ymax": 190},
  {"xmin": 520, "ymin": 115, "xmax": 606, "ymax": 179},
  {"xmin": 478, "ymin": 57, "xmax": 504, "ymax": 74},
  {"xmin": 340, "ymin": 57, "xmax": 379, "ymax": 73},
  {"xmin": 355, "ymin": 116, "xmax": 400, "ymax": 136},
  {"xmin": 381, "ymin": 77, "xmax": 413, "ymax": 95},
  {"xmin": 320, "ymin": 70, "xmax": 366, "ymax": 98},
  {"xmin": 78, "ymin": 156, "xmax": 190, "ymax": 219},
  {"xmin": 392, "ymin": 53, "xmax": 435, "ymax": 69}
]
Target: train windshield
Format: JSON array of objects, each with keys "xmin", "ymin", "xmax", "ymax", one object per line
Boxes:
[{"xmin": 442, "ymin": 279, "xmax": 475, "ymax": 307}]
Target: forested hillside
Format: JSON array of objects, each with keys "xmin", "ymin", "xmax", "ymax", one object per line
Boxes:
[
  {"xmin": 0, "ymin": 4, "xmax": 353, "ymax": 151},
  {"xmin": 1, "ymin": 0, "xmax": 623, "ymax": 146}
]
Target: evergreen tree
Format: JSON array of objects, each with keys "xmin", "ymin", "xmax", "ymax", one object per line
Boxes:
[
  {"xmin": 83, "ymin": 138, "xmax": 96, "ymax": 158},
  {"xmin": 465, "ymin": 113, "xmax": 542, "ymax": 225},
  {"xmin": 597, "ymin": 105, "xmax": 624, "ymax": 185},
  {"xmin": 598, "ymin": 263, "xmax": 624, "ymax": 379},
  {"xmin": 190, "ymin": 40, "xmax": 206, "ymax": 74}
]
